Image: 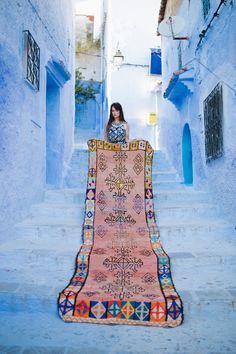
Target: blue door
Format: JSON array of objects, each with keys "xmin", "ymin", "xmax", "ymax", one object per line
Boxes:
[
  {"xmin": 182, "ymin": 123, "xmax": 193, "ymax": 184},
  {"xmin": 46, "ymin": 71, "xmax": 61, "ymax": 186}
]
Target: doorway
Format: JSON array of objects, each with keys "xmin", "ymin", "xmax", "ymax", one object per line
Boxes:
[
  {"xmin": 46, "ymin": 71, "xmax": 61, "ymax": 186},
  {"xmin": 182, "ymin": 123, "xmax": 193, "ymax": 184}
]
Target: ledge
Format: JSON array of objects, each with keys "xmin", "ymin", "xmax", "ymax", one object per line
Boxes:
[
  {"xmin": 163, "ymin": 67, "xmax": 194, "ymax": 109},
  {"xmin": 46, "ymin": 57, "xmax": 71, "ymax": 87}
]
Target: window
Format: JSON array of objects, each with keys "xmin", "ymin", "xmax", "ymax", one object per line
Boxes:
[
  {"xmin": 23, "ymin": 30, "xmax": 40, "ymax": 90},
  {"xmin": 150, "ymin": 48, "xmax": 162, "ymax": 75},
  {"xmin": 204, "ymin": 82, "xmax": 223, "ymax": 162},
  {"xmin": 202, "ymin": 0, "xmax": 211, "ymax": 19}
]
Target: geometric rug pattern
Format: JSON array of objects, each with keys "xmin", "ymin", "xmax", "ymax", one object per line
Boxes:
[{"xmin": 58, "ymin": 139, "xmax": 184, "ymax": 327}]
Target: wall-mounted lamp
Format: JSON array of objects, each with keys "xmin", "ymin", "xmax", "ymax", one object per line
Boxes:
[{"xmin": 112, "ymin": 42, "xmax": 149, "ymax": 70}]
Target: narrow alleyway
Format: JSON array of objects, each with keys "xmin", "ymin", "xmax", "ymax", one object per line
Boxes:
[{"xmin": 0, "ymin": 144, "xmax": 235, "ymax": 353}]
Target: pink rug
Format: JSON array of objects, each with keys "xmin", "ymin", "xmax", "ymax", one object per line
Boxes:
[{"xmin": 58, "ymin": 139, "xmax": 183, "ymax": 327}]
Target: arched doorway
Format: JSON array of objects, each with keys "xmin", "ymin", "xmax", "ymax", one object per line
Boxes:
[{"xmin": 182, "ymin": 123, "xmax": 193, "ymax": 184}]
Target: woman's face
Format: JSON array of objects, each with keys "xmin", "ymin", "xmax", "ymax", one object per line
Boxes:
[{"xmin": 111, "ymin": 106, "xmax": 120, "ymax": 119}]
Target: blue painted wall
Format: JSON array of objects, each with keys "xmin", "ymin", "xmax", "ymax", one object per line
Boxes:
[
  {"xmin": 75, "ymin": 80, "xmax": 101, "ymax": 130},
  {"xmin": 0, "ymin": 0, "xmax": 75, "ymax": 239},
  {"xmin": 75, "ymin": 79, "xmax": 105, "ymax": 143},
  {"xmin": 158, "ymin": 1, "xmax": 236, "ymax": 223}
]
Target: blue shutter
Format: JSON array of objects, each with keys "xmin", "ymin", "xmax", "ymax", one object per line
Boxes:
[{"xmin": 150, "ymin": 48, "xmax": 162, "ymax": 75}]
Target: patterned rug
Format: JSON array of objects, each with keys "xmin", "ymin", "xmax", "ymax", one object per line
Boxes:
[{"xmin": 58, "ymin": 139, "xmax": 183, "ymax": 327}]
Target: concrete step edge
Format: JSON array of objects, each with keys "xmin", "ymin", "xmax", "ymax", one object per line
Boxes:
[
  {"xmin": 16, "ymin": 218, "xmax": 232, "ymax": 228},
  {"xmin": 45, "ymin": 188, "xmax": 209, "ymax": 195},
  {"xmin": 31, "ymin": 201, "xmax": 216, "ymax": 210},
  {"xmin": 0, "ymin": 285, "xmax": 235, "ymax": 304}
]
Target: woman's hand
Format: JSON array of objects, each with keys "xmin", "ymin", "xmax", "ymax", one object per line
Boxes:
[
  {"xmin": 125, "ymin": 123, "xmax": 129, "ymax": 142},
  {"xmin": 104, "ymin": 125, "xmax": 108, "ymax": 141}
]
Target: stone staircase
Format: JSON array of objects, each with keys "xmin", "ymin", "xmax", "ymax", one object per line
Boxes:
[{"xmin": 0, "ymin": 147, "xmax": 235, "ymax": 354}]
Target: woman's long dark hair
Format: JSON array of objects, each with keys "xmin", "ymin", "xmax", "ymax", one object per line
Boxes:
[{"xmin": 106, "ymin": 102, "xmax": 126, "ymax": 134}]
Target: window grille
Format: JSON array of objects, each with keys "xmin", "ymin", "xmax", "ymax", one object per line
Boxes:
[
  {"xmin": 23, "ymin": 30, "xmax": 40, "ymax": 90},
  {"xmin": 202, "ymin": 0, "xmax": 211, "ymax": 19},
  {"xmin": 204, "ymin": 82, "xmax": 223, "ymax": 163}
]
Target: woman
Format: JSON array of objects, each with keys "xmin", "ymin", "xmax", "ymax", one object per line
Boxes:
[{"xmin": 104, "ymin": 102, "xmax": 129, "ymax": 144}]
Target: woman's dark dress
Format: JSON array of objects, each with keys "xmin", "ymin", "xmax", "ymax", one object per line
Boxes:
[{"xmin": 108, "ymin": 122, "xmax": 126, "ymax": 144}]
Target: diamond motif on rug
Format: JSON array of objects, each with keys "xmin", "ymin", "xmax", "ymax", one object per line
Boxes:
[
  {"xmin": 134, "ymin": 302, "xmax": 150, "ymax": 321},
  {"xmin": 90, "ymin": 301, "xmax": 107, "ymax": 319},
  {"xmin": 107, "ymin": 301, "xmax": 122, "ymax": 318},
  {"xmin": 98, "ymin": 153, "xmax": 107, "ymax": 172},
  {"xmin": 96, "ymin": 225, "xmax": 107, "ymax": 238},
  {"xmin": 133, "ymin": 193, "xmax": 143, "ymax": 214},
  {"xmin": 133, "ymin": 153, "xmax": 143, "ymax": 175},
  {"xmin": 121, "ymin": 301, "xmax": 135, "ymax": 319},
  {"xmin": 150, "ymin": 302, "xmax": 166, "ymax": 322},
  {"xmin": 97, "ymin": 190, "xmax": 107, "ymax": 211}
]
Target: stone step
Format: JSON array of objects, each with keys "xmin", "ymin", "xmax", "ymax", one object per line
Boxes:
[
  {"xmin": 64, "ymin": 172, "xmax": 181, "ymax": 188},
  {"xmin": 14, "ymin": 224, "xmax": 82, "ymax": 240},
  {"xmin": 3, "ymin": 225, "xmax": 234, "ymax": 270},
  {"xmin": 44, "ymin": 188, "xmax": 85, "ymax": 203},
  {"xmin": 15, "ymin": 212, "xmax": 232, "ymax": 240},
  {"xmin": 64, "ymin": 175, "xmax": 185, "ymax": 189},
  {"xmin": 67, "ymin": 169, "xmax": 179, "ymax": 182},
  {"xmin": 69, "ymin": 161, "xmax": 173, "ymax": 173},
  {"xmin": 18, "ymin": 210, "xmax": 223, "ymax": 226},
  {"xmin": 64, "ymin": 179, "xmax": 87, "ymax": 188},
  {"xmin": 69, "ymin": 150, "xmax": 171, "ymax": 162},
  {"xmin": 64, "ymin": 167, "xmax": 88, "ymax": 176},
  {"xmin": 158, "ymin": 218, "xmax": 232, "ymax": 233},
  {"xmin": 22, "ymin": 197, "xmax": 225, "ymax": 224},
  {"xmin": 156, "ymin": 203, "xmax": 221, "ymax": 221},
  {"xmin": 44, "ymin": 187, "xmax": 211, "ymax": 205},
  {"xmin": 1, "ymin": 247, "xmax": 235, "ymax": 273},
  {"xmin": 8, "ymin": 222, "xmax": 235, "ymax": 254},
  {"xmin": 152, "ymin": 171, "xmax": 179, "ymax": 181},
  {"xmin": 0, "ymin": 256, "xmax": 235, "ymax": 294},
  {"xmin": 70, "ymin": 148, "xmax": 167, "ymax": 158},
  {"xmin": 28, "ymin": 201, "xmax": 220, "ymax": 224},
  {"xmin": 160, "ymin": 226, "xmax": 236, "ymax": 252},
  {"xmin": 30, "ymin": 203, "xmax": 85, "ymax": 218},
  {"xmin": 156, "ymin": 189, "xmax": 211, "ymax": 205},
  {"xmin": 155, "ymin": 180, "xmax": 186, "ymax": 190},
  {"xmin": 68, "ymin": 164, "xmax": 87, "ymax": 171},
  {"xmin": 71, "ymin": 148, "xmax": 166, "ymax": 157}
]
